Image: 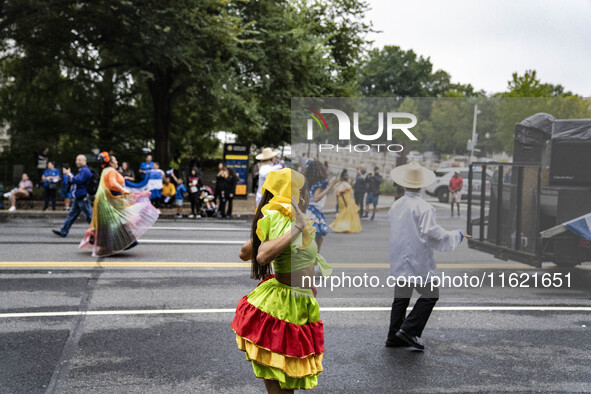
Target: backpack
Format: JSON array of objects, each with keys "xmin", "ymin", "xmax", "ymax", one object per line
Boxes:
[{"xmin": 86, "ymin": 167, "xmax": 100, "ymax": 196}]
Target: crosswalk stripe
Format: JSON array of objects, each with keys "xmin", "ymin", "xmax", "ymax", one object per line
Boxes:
[{"xmin": 1, "ymin": 306, "xmax": 590, "ymax": 319}]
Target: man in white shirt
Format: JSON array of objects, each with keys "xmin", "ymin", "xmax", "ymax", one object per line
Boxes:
[
  {"xmin": 255, "ymin": 148, "xmax": 283, "ymax": 206},
  {"xmin": 386, "ymin": 161, "xmax": 470, "ymax": 350}
]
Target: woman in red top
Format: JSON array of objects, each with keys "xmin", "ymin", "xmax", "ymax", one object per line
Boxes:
[
  {"xmin": 448, "ymin": 172, "xmax": 463, "ymax": 217},
  {"xmin": 79, "ymin": 152, "xmax": 159, "ymax": 257}
]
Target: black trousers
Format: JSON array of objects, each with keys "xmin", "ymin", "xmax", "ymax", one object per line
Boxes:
[
  {"xmin": 189, "ymin": 193, "xmax": 201, "ymax": 215},
  {"xmin": 43, "ymin": 186, "xmax": 57, "ymax": 210},
  {"xmin": 226, "ymin": 196, "xmax": 234, "ymax": 217},
  {"xmin": 387, "ymin": 282, "xmax": 439, "ymax": 340},
  {"xmin": 217, "ymin": 192, "xmax": 227, "ymax": 218},
  {"xmin": 354, "ymin": 191, "xmax": 365, "ymax": 217}
]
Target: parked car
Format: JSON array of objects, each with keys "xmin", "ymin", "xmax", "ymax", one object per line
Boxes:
[{"xmin": 425, "ymin": 166, "xmax": 492, "ymax": 203}]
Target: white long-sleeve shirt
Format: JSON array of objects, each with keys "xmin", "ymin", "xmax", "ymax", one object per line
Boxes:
[{"xmin": 388, "ymin": 192, "xmax": 463, "ymax": 283}]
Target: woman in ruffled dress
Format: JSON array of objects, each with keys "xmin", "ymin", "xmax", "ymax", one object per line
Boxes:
[
  {"xmin": 79, "ymin": 152, "xmax": 159, "ymax": 257},
  {"xmin": 303, "ymin": 160, "xmax": 335, "ymax": 251},
  {"xmin": 330, "ymin": 169, "xmax": 362, "ymax": 233},
  {"xmin": 232, "ymin": 168, "xmax": 331, "ymax": 392}
]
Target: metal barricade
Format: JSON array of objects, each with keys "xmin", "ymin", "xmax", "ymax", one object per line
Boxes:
[{"xmin": 467, "ymin": 162, "xmax": 543, "ymax": 267}]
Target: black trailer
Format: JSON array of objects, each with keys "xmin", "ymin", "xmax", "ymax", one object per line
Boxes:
[{"xmin": 466, "ymin": 115, "xmax": 591, "ymax": 268}]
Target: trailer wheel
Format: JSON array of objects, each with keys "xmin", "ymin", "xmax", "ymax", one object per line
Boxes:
[{"xmin": 437, "ymin": 188, "xmax": 449, "ymax": 203}]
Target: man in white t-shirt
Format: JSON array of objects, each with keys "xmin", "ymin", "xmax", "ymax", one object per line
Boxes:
[{"xmin": 255, "ymin": 148, "xmax": 283, "ymax": 206}]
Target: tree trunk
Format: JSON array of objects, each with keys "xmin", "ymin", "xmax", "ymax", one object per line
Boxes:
[
  {"xmin": 396, "ymin": 142, "xmax": 409, "ymax": 167},
  {"xmin": 148, "ymin": 70, "xmax": 173, "ymax": 167},
  {"xmin": 98, "ymin": 68, "xmax": 115, "ymax": 148}
]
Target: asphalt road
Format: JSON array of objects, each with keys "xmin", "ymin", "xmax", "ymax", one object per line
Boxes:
[{"xmin": 1, "ymin": 201, "xmax": 591, "ymax": 393}]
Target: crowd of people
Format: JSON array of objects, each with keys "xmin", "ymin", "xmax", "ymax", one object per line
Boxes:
[
  {"xmin": 2, "ymin": 149, "xmax": 243, "ymax": 219},
  {"xmin": 4, "ymin": 149, "xmax": 468, "ymax": 227}
]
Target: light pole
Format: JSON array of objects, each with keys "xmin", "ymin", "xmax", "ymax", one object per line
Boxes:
[{"xmin": 469, "ymin": 104, "xmax": 481, "ymax": 163}]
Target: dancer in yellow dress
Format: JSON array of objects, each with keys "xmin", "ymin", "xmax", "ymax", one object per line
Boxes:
[{"xmin": 330, "ymin": 170, "xmax": 361, "ymax": 233}]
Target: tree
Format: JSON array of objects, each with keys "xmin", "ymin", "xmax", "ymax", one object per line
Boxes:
[
  {"xmin": 0, "ymin": 0, "xmax": 374, "ymax": 172},
  {"xmin": 504, "ymin": 70, "xmax": 573, "ymax": 98},
  {"xmin": 357, "ymin": 46, "xmax": 477, "ymax": 98},
  {"xmin": 229, "ymin": 0, "xmax": 373, "ymax": 147},
  {"xmin": 0, "ymin": 1, "xmax": 155, "ymax": 170}
]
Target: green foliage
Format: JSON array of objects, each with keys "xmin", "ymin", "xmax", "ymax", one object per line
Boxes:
[
  {"xmin": 358, "ymin": 46, "xmax": 478, "ymax": 98},
  {"xmin": 0, "ymin": 0, "xmax": 373, "ymax": 174},
  {"xmin": 503, "ymin": 70, "xmax": 573, "ymax": 98},
  {"xmin": 380, "ymin": 179, "xmax": 396, "ymax": 195}
]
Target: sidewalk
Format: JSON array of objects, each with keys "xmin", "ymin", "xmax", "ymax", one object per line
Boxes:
[{"xmin": 0, "ymin": 193, "xmax": 395, "ymax": 221}]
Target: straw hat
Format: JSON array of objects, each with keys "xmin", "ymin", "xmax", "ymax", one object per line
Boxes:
[
  {"xmin": 390, "ymin": 161, "xmax": 436, "ymax": 189},
  {"xmin": 255, "ymin": 147, "xmax": 279, "ymax": 161}
]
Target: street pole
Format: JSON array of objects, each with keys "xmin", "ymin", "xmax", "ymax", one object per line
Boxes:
[{"xmin": 470, "ymin": 104, "xmax": 479, "ymax": 163}]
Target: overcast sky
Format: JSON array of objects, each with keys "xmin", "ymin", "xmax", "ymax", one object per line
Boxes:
[{"xmin": 364, "ymin": 0, "xmax": 591, "ymax": 96}]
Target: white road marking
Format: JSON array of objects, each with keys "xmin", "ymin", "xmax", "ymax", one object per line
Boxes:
[
  {"xmin": 149, "ymin": 227, "xmax": 249, "ymax": 232},
  {"xmin": 1, "ymin": 306, "xmax": 590, "ymax": 319},
  {"xmin": 139, "ymin": 239, "xmax": 244, "ymax": 245}
]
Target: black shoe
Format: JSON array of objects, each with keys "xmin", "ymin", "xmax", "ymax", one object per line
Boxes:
[
  {"xmin": 395, "ymin": 329, "xmax": 424, "ymax": 350},
  {"xmin": 370, "ymin": 212, "xmax": 375, "ymax": 220},
  {"xmin": 52, "ymin": 229, "xmax": 66, "ymax": 238},
  {"xmin": 385, "ymin": 336, "xmax": 407, "ymax": 348}
]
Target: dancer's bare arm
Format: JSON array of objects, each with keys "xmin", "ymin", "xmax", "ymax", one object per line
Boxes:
[
  {"xmin": 257, "ymin": 197, "xmax": 306, "ymax": 266},
  {"xmin": 239, "ymin": 239, "xmax": 253, "ymax": 261},
  {"xmin": 313, "ymin": 177, "xmax": 336, "ymax": 202}
]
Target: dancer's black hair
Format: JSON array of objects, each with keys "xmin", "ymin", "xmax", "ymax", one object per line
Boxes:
[
  {"xmin": 304, "ymin": 160, "xmax": 327, "ymax": 187},
  {"xmin": 340, "ymin": 169, "xmax": 348, "ymax": 181},
  {"xmin": 250, "ymin": 190, "xmax": 274, "ymax": 280}
]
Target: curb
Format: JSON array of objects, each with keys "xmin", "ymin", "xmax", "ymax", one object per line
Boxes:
[{"xmin": 0, "ymin": 206, "xmax": 391, "ymax": 222}]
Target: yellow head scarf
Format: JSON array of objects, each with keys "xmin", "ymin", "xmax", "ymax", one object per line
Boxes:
[{"xmin": 257, "ymin": 168, "xmax": 315, "ymax": 248}]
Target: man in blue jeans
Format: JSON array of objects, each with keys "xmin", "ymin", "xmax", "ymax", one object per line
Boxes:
[{"xmin": 53, "ymin": 155, "xmax": 93, "ymax": 237}]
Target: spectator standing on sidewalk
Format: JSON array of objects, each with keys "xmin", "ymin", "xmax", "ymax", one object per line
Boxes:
[
  {"xmin": 386, "ymin": 161, "xmax": 469, "ymax": 350},
  {"xmin": 354, "ymin": 165, "xmax": 368, "ymax": 218},
  {"xmin": 61, "ymin": 164, "xmax": 72, "ymax": 211},
  {"xmin": 186, "ymin": 168, "xmax": 202, "ymax": 218},
  {"xmin": 215, "ymin": 163, "xmax": 229, "ymax": 218},
  {"xmin": 139, "ymin": 154, "xmax": 154, "ymax": 180},
  {"xmin": 226, "ymin": 167, "xmax": 238, "ymax": 219},
  {"xmin": 42, "ymin": 161, "xmax": 60, "ymax": 211},
  {"xmin": 251, "ymin": 161, "xmax": 259, "ymax": 194},
  {"xmin": 52, "ymin": 155, "xmax": 93, "ymax": 237},
  {"xmin": 449, "ymin": 171, "xmax": 463, "ymax": 217},
  {"xmin": 170, "ymin": 172, "xmax": 186, "ymax": 219},
  {"xmin": 4, "ymin": 173, "xmax": 33, "ymax": 212},
  {"xmin": 365, "ymin": 166, "xmax": 383, "ymax": 220}
]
